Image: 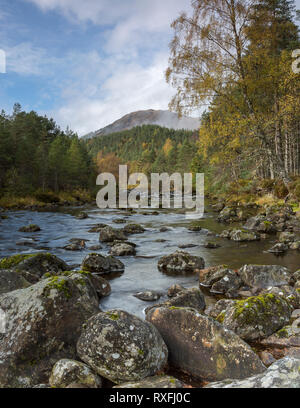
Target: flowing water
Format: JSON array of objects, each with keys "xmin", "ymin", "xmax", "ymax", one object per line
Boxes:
[{"xmin": 0, "ymin": 205, "xmax": 299, "ymax": 318}]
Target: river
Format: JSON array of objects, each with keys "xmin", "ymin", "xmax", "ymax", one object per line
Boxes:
[{"xmin": 0, "ymin": 204, "xmax": 299, "ymax": 318}]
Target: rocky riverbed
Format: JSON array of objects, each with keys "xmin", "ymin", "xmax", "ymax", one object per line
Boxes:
[{"xmin": 0, "ymin": 202, "xmax": 299, "ymax": 388}]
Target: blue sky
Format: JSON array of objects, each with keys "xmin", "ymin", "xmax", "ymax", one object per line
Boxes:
[{"xmin": 0, "ymin": 0, "xmax": 299, "ymax": 136}]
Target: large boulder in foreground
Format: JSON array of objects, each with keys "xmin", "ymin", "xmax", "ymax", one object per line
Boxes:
[
  {"xmin": 158, "ymin": 251, "xmax": 205, "ymax": 274},
  {"xmin": 239, "ymin": 264, "xmax": 292, "ymax": 289},
  {"xmin": 49, "ymin": 359, "xmax": 102, "ymax": 388},
  {"xmin": 81, "ymin": 253, "xmax": 124, "ymax": 275},
  {"xmin": 0, "ymin": 273, "xmax": 99, "ymax": 388},
  {"xmin": 146, "ymin": 307, "xmax": 265, "ymax": 382},
  {"xmin": 77, "ymin": 310, "xmax": 168, "ymax": 384},
  {"xmin": 0, "ymin": 253, "xmax": 69, "ymax": 284},
  {"xmin": 205, "ymin": 357, "xmax": 300, "ymax": 388},
  {"xmin": 221, "ymin": 294, "xmax": 292, "ymax": 341},
  {"xmin": 114, "ymin": 375, "xmax": 183, "ymax": 388}
]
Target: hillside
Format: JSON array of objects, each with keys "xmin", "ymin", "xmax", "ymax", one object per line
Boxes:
[{"xmin": 83, "ymin": 109, "xmax": 200, "ymax": 139}]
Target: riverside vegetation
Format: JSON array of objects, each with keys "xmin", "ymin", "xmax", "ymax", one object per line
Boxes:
[{"xmin": 0, "ymin": 0, "xmax": 300, "ymax": 389}]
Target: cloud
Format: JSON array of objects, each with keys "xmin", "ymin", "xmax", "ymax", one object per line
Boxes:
[
  {"xmin": 52, "ymin": 51, "xmax": 175, "ymax": 135},
  {"xmin": 18, "ymin": 0, "xmax": 193, "ymax": 134}
]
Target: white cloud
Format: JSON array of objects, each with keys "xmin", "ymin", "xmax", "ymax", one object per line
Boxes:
[
  {"xmin": 52, "ymin": 51, "xmax": 175, "ymax": 136},
  {"xmin": 21, "ymin": 0, "xmax": 193, "ymax": 134}
]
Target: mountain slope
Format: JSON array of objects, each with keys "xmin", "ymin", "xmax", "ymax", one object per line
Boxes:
[{"xmin": 83, "ymin": 109, "xmax": 200, "ymax": 139}]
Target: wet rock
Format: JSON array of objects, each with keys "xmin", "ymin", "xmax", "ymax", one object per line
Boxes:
[
  {"xmin": 109, "ymin": 243, "xmax": 136, "ymax": 256},
  {"xmin": 63, "ymin": 243, "xmax": 84, "ymax": 251},
  {"xmin": 81, "ymin": 253, "xmax": 124, "ymax": 275},
  {"xmin": 207, "ymin": 299, "xmax": 236, "ymax": 321},
  {"xmin": 290, "ymin": 241, "xmax": 300, "ymax": 250},
  {"xmin": 134, "ymin": 291, "xmax": 162, "ymax": 302},
  {"xmin": 210, "ymin": 270, "xmax": 242, "ymax": 296},
  {"xmin": 167, "ymin": 284, "xmax": 185, "ymax": 298},
  {"xmin": 258, "ymin": 351, "xmax": 276, "ymax": 367},
  {"xmin": 146, "ymin": 307, "xmax": 265, "ymax": 381},
  {"xmin": 200, "ymin": 267, "xmax": 231, "ymax": 287},
  {"xmin": 219, "ymin": 230, "xmax": 231, "ymax": 238},
  {"xmin": 0, "ymin": 273, "xmax": 100, "ymax": 387},
  {"xmin": 178, "ymin": 244, "xmax": 198, "ymax": 249},
  {"xmin": 123, "ymin": 224, "xmax": 145, "ymax": 235},
  {"xmin": 49, "ymin": 359, "xmax": 102, "ymax": 388},
  {"xmin": 221, "ymin": 294, "xmax": 292, "ymax": 341},
  {"xmin": 204, "ymin": 242, "xmax": 220, "ymax": 249},
  {"xmin": 268, "ymin": 242, "xmax": 288, "ymax": 254},
  {"xmin": 244, "ymin": 216, "xmax": 276, "ymax": 234},
  {"xmin": 16, "ymin": 238, "xmax": 36, "ymax": 247},
  {"xmin": 113, "ymin": 219, "xmax": 127, "ymax": 224},
  {"xmin": 114, "ymin": 375, "xmax": 183, "ymax": 388},
  {"xmin": 89, "ymin": 274, "xmax": 111, "ymax": 298},
  {"xmin": 239, "ymin": 264, "xmax": 292, "ymax": 289},
  {"xmin": 76, "ymin": 212, "xmax": 88, "ymax": 220},
  {"xmin": 0, "ymin": 270, "xmax": 30, "ymax": 294},
  {"xmin": 229, "ymin": 229, "xmax": 260, "ymax": 242},
  {"xmin": 149, "ymin": 288, "xmax": 206, "ymax": 312},
  {"xmin": 89, "ymin": 245, "xmax": 102, "ymax": 251},
  {"xmin": 99, "ymin": 226, "xmax": 127, "ymax": 242},
  {"xmin": 158, "ymin": 251, "xmax": 205, "ymax": 274},
  {"xmin": 88, "ymin": 224, "xmax": 107, "ymax": 233},
  {"xmin": 159, "ymin": 227, "xmax": 170, "ymax": 232},
  {"xmin": 205, "ymin": 357, "xmax": 300, "ymax": 388},
  {"xmin": 279, "ymin": 231, "xmax": 296, "ymax": 243},
  {"xmin": 187, "ymin": 222, "xmax": 202, "ymax": 232},
  {"xmin": 218, "ymin": 207, "xmax": 237, "ymax": 223},
  {"xmin": 77, "ymin": 310, "xmax": 168, "ymax": 384},
  {"xmin": 11, "ymin": 253, "xmax": 69, "ymax": 284},
  {"xmin": 19, "ymin": 224, "xmax": 41, "ymax": 232}
]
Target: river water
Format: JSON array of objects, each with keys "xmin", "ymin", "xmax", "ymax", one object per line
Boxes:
[{"xmin": 0, "ymin": 205, "xmax": 299, "ymax": 318}]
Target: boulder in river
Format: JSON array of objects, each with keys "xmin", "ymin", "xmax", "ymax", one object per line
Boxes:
[
  {"xmin": 229, "ymin": 229, "xmax": 260, "ymax": 242},
  {"xmin": 167, "ymin": 284, "xmax": 186, "ymax": 298},
  {"xmin": 239, "ymin": 264, "xmax": 292, "ymax": 289},
  {"xmin": 88, "ymin": 224, "xmax": 107, "ymax": 233},
  {"xmin": 18, "ymin": 224, "xmax": 41, "ymax": 232},
  {"xmin": 0, "ymin": 253, "xmax": 69, "ymax": 284},
  {"xmin": 134, "ymin": 291, "xmax": 162, "ymax": 302},
  {"xmin": 146, "ymin": 306, "xmax": 265, "ymax": 381},
  {"xmin": 221, "ymin": 294, "xmax": 292, "ymax": 341},
  {"xmin": 158, "ymin": 251, "xmax": 205, "ymax": 274},
  {"xmin": 49, "ymin": 359, "xmax": 102, "ymax": 388},
  {"xmin": 267, "ymin": 242, "xmax": 288, "ymax": 254},
  {"xmin": 205, "ymin": 357, "xmax": 300, "ymax": 388},
  {"xmin": 75, "ymin": 212, "xmax": 88, "ymax": 220},
  {"xmin": 279, "ymin": 231, "xmax": 296, "ymax": 243},
  {"xmin": 99, "ymin": 226, "xmax": 127, "ymax": 242},
  {"xmin": 109, "ymin": 242, "xmax": 136, "ymax": 256},
  {"xmin": 77, "ymin": 310, "xmax": 168, "ymax": 384},
  {"xmin": 146, "ymin": 288, "xmax": 206, "ymax": 314},
  {"xmin": 123, "ymin": 224, "xmax": 145, "ymax": 235},
  {"xmin": 0, "ymin": 273, "xmax": 100, "ymax": 387},
  {"xmin": 82, "ymin": 253, "xmax": 124, "ymax": 275}
]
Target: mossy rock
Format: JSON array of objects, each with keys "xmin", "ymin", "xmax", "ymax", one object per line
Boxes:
[{"xmin": 222, "ymin": 294, "xmax": 292, "ymax": 341}]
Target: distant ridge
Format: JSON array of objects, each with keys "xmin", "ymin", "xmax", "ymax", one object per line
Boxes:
[{"xmin": 83, "ymin": 109, "xmax": 200, "ymax": 139}]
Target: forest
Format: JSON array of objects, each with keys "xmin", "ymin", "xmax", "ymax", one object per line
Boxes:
[{"xmin": 0, "ymin": 0, "xmax": 299, "ymax": 208}]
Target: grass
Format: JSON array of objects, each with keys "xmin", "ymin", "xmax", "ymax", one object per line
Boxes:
[{"xmin": 0, "ymin": 189, "xmax": 95, "ymax": 209}]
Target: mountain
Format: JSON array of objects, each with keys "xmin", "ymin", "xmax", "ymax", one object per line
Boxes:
[{"xmin": 83, "ymin": 109, "xmax": 200, "ymax": 139}]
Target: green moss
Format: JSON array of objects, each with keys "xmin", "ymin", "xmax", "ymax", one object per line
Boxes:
[
  {"xmin": 44, "ymin": 276, "xmax": 71, "ymax": 299},
  {"xmin": 216, "ymin": 311, "xmax": 226, "ymax": 324},
  {"xmin": 0, "ymin": 254, "xmax": 35, "ymax": 269},
  {"xmin": 138, "ymin": 349, "xmax": 144, "ymax": 356},
  {"xmin": 277, "ymin": 327, "xmax": 289, "ymax": 338},
  {"xmin": 106, "ymin": 312, "xmax": 119, "ymax": 321},
  {"xmin": 231, "ymin": 294, "xmax": 288, "ymax": 325}
]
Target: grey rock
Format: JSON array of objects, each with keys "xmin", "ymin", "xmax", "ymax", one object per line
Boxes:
[
  {"xmin": 77, "ymin": 310, "xmax": 168, "ymax": 384},
  {"xmin": 158, "ymin": 251, "xmax": 205, "ymax": 274},
  {"xmin": 82, "ymin": 253, "xmax": 124, "ymax": 275}
]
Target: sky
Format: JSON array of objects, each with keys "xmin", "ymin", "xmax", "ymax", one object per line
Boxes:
[{"xmin": 0, "ymin": 0, "xmax": 299, "ymax": 136}]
